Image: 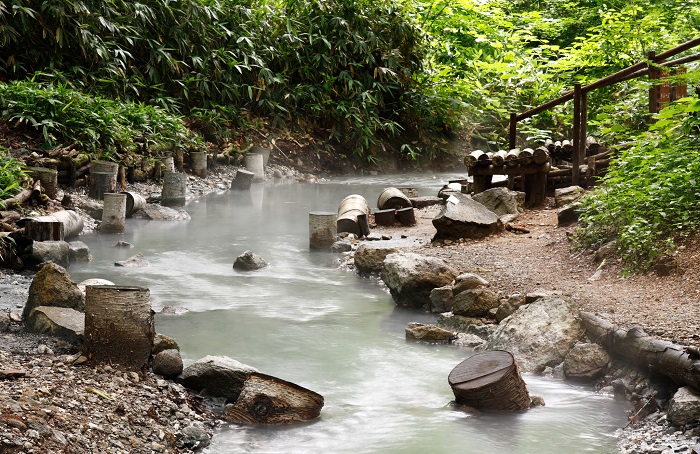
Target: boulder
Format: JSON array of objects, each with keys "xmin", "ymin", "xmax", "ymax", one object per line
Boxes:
[
  {"xmin": 525, "ymin": 288, "xmax": 563, "ymax": 304},
  {"xmin": 178, "ymin": 355, "xmax": 258, "ymax": 401},
  {"xmin": 452, "ymin": 273, "xmax": 490, "ymax": 294},
  {"xmin": 380, "ymin": 252, "xmax": 458, "ymax": 309},
  {"xmin": 554, "ymin": 186, "xmax": 585, "ymax": 208},
  {"xmin": 133, "ymin": 204, "xmax": 191, "ymax": 221},
  {"xmin": 429, "ymin": 285, "xmax": 453, "ymax": 313},
  {"xmin": 436, "ymin": 313, "xmax": 496, "ymax": 339},
  {"xmin": 75, "ymin": 199, "xmax": 103, "ymax": 220},
  {"xmin": 472, "ymin": 187, "xmax": 524, "ymax": 217},
  {"xmin": 25, "ymin": 306, "xmax": 84, "ymax": 344},
  {"xmin": 453, "ymin": 333, "xmax": 487, "ymax": 348},
  {"xmin": 557, "ymin": 203, "xmax": 580, "ymax": 226},
  {"xmin": 152, "ymin": 349, "xmax": 184, "ymax": 379},
  {"xmin": 68, "ymin": 241, "xmax": 92, "ymax": 262},
  {"xmin": 354, "ymin": 245, "xmax": 398, "ymax": 274},
  {"xmin": 153, "ymin": 333, "xmax": 180, "ymax": 355},
  {"xmin": 178, "ymin": 425, "xmax": 211, "ymax": 450},
  {"xmin": 450, "ymin": 288, "xmax": 501, "ymax": 317},
  {"xmin": 31, "ymin": 241, "xmax": 71, "ymax": 268},
  {"xmin": 562, "ymin": 342, "xmax": 611, "ymax": 381},
  {"xmin": 668, "ymin": 386, "xmax": 700, "ymax": 427},
  {"xmin": 23, "ymin": 262, "xmax": 84, "ymax": 320},
  {"xmin": 409, "ymin": 196, "xmax": 443, "ymax": 208},
  {"xmin": 330, "ymin": 241, "xmax": 352, "ymax": 253},
  {"xmin": 405, "ymin": 323, "xmax": 455, "ymax": 343},
  {"xmin": 495, "ymin": 293, "xmax": 527, "ymax": 322},
  {"xmin": 233, "ymin": 250, "xmax": 269, "ymax": 271},
  {"xmin": 115, "ymin": 252, "xmax": 150, "ymax": 267},
  {"xmin": 432, "ymin": 193, "xmax": 504, "ymax": 240},
  {"xmin": 484, "ymin": 296, "xmax": 584, "ymax": 373}
]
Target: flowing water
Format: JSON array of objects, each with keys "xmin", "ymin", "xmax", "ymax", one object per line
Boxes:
[{"xmin": 70, "ymin": 174, "xmax": 629, "ymax": 454}]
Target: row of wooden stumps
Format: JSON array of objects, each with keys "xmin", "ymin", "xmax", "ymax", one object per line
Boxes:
[{"xmin": 308, "ymin": 187, "xmax": 418, "ymax": 249}]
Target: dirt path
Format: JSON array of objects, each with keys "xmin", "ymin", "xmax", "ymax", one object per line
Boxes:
[{"xmin": 373, "ymin": 200, "xmax": 700, "ymax": 348}]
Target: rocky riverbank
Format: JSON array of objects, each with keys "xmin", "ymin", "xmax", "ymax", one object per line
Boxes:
[{"xmin": 1, "ymin": 163, "xmax": 699, "ymax": 453}]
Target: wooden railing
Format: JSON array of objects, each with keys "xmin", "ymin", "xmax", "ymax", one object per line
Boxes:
[{"xmin": 509, "ymin": 36, "xmax": 700, "ymax": 185}]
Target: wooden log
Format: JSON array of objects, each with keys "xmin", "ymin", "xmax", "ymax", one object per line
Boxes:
[
  {"xmin": 396, "ymin": 207, "xmax": 416, "ymax": 226},
  {"xmin": 505, "ymin": 148, "xmax": 522, "ymax": 166},
  {"xmin": 448, "ymin": 350, "xmax": 531, "ymax": 411},
  {"xmin": 121, "ymin": 191, "xmax": 146, "ymax": 217},
  {"xmin": 223, "ymin": 372, "xmax": 324, "ymax": 424},
  {"xmin": 470, "ymin": 162, "xmax": 550, "ymax": 176},
  {"xmin": 545, "ymin": 139, "xmax": 554, "ymax": 153},
  {"xmin": 230, "ymin": 169, "xmax": 255, "ymax": 190},
  {"xmin": 2, "ymin": 189, "xmax": 33, "ymax": 208},
  {"xmin": 377, "ymin": 187, "xmax": 412, "ymax": 210},
  {"xmin": 464, "ymin": 150, "xmax": 488, "ymax": 168},
  {"xmin": 337, "ymin": 194, "xmax": 370, "ymax": 237},
  {"xmin": 374, "ymin": 208, "xmax": 397, "ymax": 226},
  {"xmin": 84, "ymin": 286, "xmax": 154, "ymax": 371},
  {"xmin": 533, "ymin": 146, "xmax": 550, "ymax": 165},
  {"xmin": 523, "ymin": 171, "xmax": 547, "ymax": 207},
  {"xmin": 491, "ymin": 150, "xmax": 508, "ymax": 166},
  {"xmin": 25, "ymin": 220, "xmax": 64, "ymax": 242},
  {"xmin": 18, "ymin": 210, "xmax": 84, "ymax": 239},
  {"xmin": 580, "ymin": 312, "xmax": 700, "ymax": 390},
  {"xmin": 27, "ymin": 167, "xmax": 58, "ymax": 199}
]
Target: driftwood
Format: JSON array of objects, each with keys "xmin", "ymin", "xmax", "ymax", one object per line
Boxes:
[
  {"xmin": 2, "ymin": 189, "xmax": 32, "ymax": 208},
  {"xmin": 223, "ymin": 372, "xmax": 324, "ymax": 424},
  {"xmin": 581, "ymin": 312, "xmax": 700, "ymax": 391}
]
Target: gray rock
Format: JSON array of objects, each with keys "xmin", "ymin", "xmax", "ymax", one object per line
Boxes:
[
  {"xmin": 178, "ymin": 425, "xmax": 211, "ymax": 450},
  {"xmin": 68, "ymin": 241, "xmax": 92, "ymax": 262},
  {"xmin": 23, "ymin": 262, "xmax": 84, "ymax": 320},
  {"xmin": 668, "ymin": 386, "xmax": 700, "ymax": 427},
  {"xmin": 152, "ymin": 349, "xmax": 184, "ymax": 379},
  {"xmin": 233, "ymin": 250, "xmax": 268, "ymax": 271},
  {"xmin": 450, "ymin": 288, "xmax": 501, "ymax": 317},
  {"xmin": 557, "ymin": 203, "xmax": 580, "ymax": 226},
  {"xmin": 526, "ymin": 288, "xmax": 562, "ymax": 304},
  {"xmin": 75, "ymin": 199, "xmax": 103, "ymax": 219},
  {"xmin": 177, "ymin": 355, "xmax": 258, "ymax": 401},
  {"xmin": 405, "ymin": 323, "xmax": 455, "ymax": 343},
  {"xmin": 114, "ymin": 241, "xmax": 134, "ymax": 248},
  {"xmin": 495, "ymin": 293, "xmax": 527, "ymax": 322},
  {"xmin": 380, "ymin": 252, "xmax": 458, "ymax": 309},
  {"xmin": 153, "ymin": 333, "xmax": 180, "ymax": 355},
  {"xmin": 452, "ymin": 273, "xmax": 490, "ymax": 294},
  {"xmin": 354, "ymin": 245, "xmax": 398, "ymax": 274},
  {"xmin": 554, "ymin": 186, "xmax": 585, "ymax": 208},
  {"xmin": 409, "ymin": 196, "xmax": 443, "ymax": 208},
  {"xmin": 436, "ymin": 313, "xmax": 495, "ymax": 339},
  {"xmin": 31, "ymin": 241, "xmax": 70, "ymax": 268},
  {"xmin": 472, "ymin": 187, "xmax": 524, "ymax": 217},
  {"xmin": 432, "ymin": 193, "xmax": 504, "ymax": 240},
  {"xmin": 330, "ymin": 241, "xmax": 352, "ymax": 253},
  {"xmin": 562, "ymin": 342, "xmax": 611, "ymax": 381},
  {"xmin": 115, "ymin": 252, "xmax": 149, "ymax": 267},
  {"xmin": 484, "ymin": 296, "xmax": 584, "ymax": 373},
  {"xmin": 430, "ymin": 285, "xmax": 453, "ymax": 313},
  {"xmin": 133, "ymin": 204, "xmax": 191, "ymax": 221},
  {"xmin": 25, "ymin": 306, "xmax": 84, "ymax": 344},
  {"xmin": 161, "ymin": 306, "xmax": 189, "ymax": 315}
]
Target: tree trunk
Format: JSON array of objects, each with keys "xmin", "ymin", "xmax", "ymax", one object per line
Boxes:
[
  {"xmin": 223, "ymin": 372, "xmax": 324, "ymax": 424},
  {"xmin": 580, "ymin": 312, "xmax": 700, "ymax": 390},
  {"xmin": 89, "ymin": 172, "xmax": 116, "ymax": 200},
  {"xmin": 230, "ymin": 169, "xmax": 255, "ymax": 190},
  {"xmin": 448, "ymin": 350, "xmax": 531, "ymax": 411},
  {"xmin": 308, "ymin": 211, "xmax": 337, "ymax": 250},
  {"xmin": 337, "ymin": 194, "xmax": 369, "ymax": 237},
  {"xmin": 83, "ymin": 285, "xmax": 154, "ymax": 371}
]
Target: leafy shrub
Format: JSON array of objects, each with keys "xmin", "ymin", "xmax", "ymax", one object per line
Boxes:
[{"xmin": 0, "ymin": 147, "xmax": 28, "ymax": 200}]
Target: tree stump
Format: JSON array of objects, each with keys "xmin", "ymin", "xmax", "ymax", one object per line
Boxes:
[
  {"xmin": 245, "ymin": 153, "xmax": 265, "ymax": 182},
  {"xmin": 100, "ymin": 193, "xmax": 127, "ymax": 233},
  {"xmin": 83, "ymin": 286, "xmax": 153, "ymax": 371},
  {"xmin": 89, "ymin": 172, "xmax": 117, "ymax": 200},
  {"xmin": 309, "ymin": 211, "xmax": 337, "ymax": 250},
  {"xmin": 374, "ymin": 208, "xmax": 397, "ymax": 226},
  {"xmin": 448, "ymin": 350, "xmax": 531, "ymax": 411},
  {"xmin": 25, "ymin": 220, "xmax": 64, "ymax": 242},
  {"xmin": 223, "ymin": 372, "xmax": 324, "ymax": 424},
  {"xmin": 190, "ymin": 151, "xmax": 207, "ymax": 178},
  {"xmin": 377, "ymin": 187, "xmax": 412, "ymax": 210},
  {"xmin": 231, "ymin": 169, "xmax": 255, "ymax": 190},
  {"xmin": 396, "ymin": 207, "xmax": 416, "ymax": 226},
  {"xmin": 28, "ymin": 167, "xmax": 58, "ymax": 199},
  {"xmin": 161, "ymin": 172, "xmax": 187, "ymax": 207}
]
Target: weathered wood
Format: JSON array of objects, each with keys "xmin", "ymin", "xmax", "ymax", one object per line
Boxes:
[
  {"xmin": 396, "ymin": 207, "xmax": 416, "ymax": 226},
  {"xmin": 88, "ymin": 172, "xmax": 116, "ymax": 201},
  {"xmin": 448, "ymin": 350, "xmax": 531, "ymax": 411},
  {"xmin": 121, "ymin": 191, "xmax": 146, "ymax": 217},
  {"xmin": 377, "ymin": 187, "xmax": 412, "ymax": 210},
  {"xmin": 337, "ymin": 194, "xmax": 370, "ymax": 237},
  {"xmin": 373, "ymin": 208, "xmax": 397, "ymax": 226},
  {"xmin": 505, "ymin": 148, "xmax": 522, "ymax": 166},
  {"xmin": 309, "ymin": 211, "xmax": 337, "ymax": 250},
  {"xmin": 523, "ymin": 172, "xmax": 547, "ymax": 207},
  {"xmin": 19, "ymin": 210, "xmax": 84, "ymax": 239},
  {"xmin": 491, "ymin": 150, "xmax": 508, "ymax": 167},
  {"xmin": 464, "ymin": 150, "xmax": 488, "ymax": 168},
  {"xmin": 2, "ymin": 189, "xmax": 33, "ymax": 208},
  {"xmin": 532, "ymin": 146, "xmax": 550, "ymax": 165},
  {"xmin": 580, "ymin": 312, "xmax": 700, "ymax": 391},
  {"xmin": 223, "ymin": 372, "xmax": 324, "ymax": 424},
  {"xmin": 230, "ymin": 169, "xmax": 255, "ymax": 190},
  {"xmin": 25, "ymin": 220, "xmax": 64, "ymax": 242},
  {"xmin": 469, "ymin": 162, "xmax": 550, "ymax": 176},
  {"xmin": 28, "ymin": 167, "xmax": 58, "ymax": 199},
  {"xmin": 83, "ymin": 286, "xmax": 154, "ymax": 371}
]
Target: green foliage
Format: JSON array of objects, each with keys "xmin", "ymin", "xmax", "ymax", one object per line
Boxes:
[
  {"xmin": 0, "ymin": 147, "xmax": 28, "ymax": 201},
  {"xmin": 575, "ymin": 97, "xmax": 700, "ymax": 273},
  {"xmin": 0, "ymin": 79, "xmax": 198, "ymax": 159}
]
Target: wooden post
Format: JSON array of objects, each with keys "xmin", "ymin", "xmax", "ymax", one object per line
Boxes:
[
  {"xmin": 100, "ymin": 193, "xmax": 127, "ymax": 233},
  {"xmin": 373, "ymin": 208, "xmax": 397, "ymax": 226},
  {"xmin": 28, "ymin": 167, "xmax": 58, "ymax": 199},
  {"xmin": 161, "ymin": 172, "xmax": 187, "ymax": 207},
  {"xmin": 231, "ymin": 169, "xmax": 255, "ymax": 190},
  {"xmin": 579, "ymin": 89, "xmax": 588, "ymax": 164},
  {"xmin": 309, "ymin": 211, "xmax": 337, "ymax": 250},
  {"xmin": 88, "ymin": 172, "xmax": 116, "ymax": 201},
  {"xmin": 396, "ymin": 207, "xmax": 416, "ymax": 226},
  {"xmin": 572, "ymin": 83, "xmax": 582, "ymax": 186},
  {"xmin": 648, "ymin": 51, "xmax": 660, "ymax": 114},
  {"xmin": 509, "ymin": 112, "xmax": 517, "ymax": 150},
  {"xmin": 84, "ymin": 285, "xmax": 154, "ymax": 371},
  {"xmin": 190, "ymin": 151, "xmax": 208, "ymax": 178}
]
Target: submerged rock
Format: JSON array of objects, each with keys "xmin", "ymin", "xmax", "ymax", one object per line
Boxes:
[
  {"xmin": 233, "ymin": 250, "xmax": 269, "ymax": 271},
  {"xmin": 178, "ymin": 355, "xmax": 258, "ymax": 401},
  {"xmin": 115, "ymin": 252, "xmax": 149, "ymax": 267}
]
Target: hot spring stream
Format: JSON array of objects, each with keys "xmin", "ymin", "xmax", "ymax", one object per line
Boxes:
[{"xmin": 70, "ymin": 174, "xmax": 630, "ymax": 453}]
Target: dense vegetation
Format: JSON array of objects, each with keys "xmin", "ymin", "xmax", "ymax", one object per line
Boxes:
[{"xmin": 0, "ymin": 0, "xmax": 699, "ymax": 271}]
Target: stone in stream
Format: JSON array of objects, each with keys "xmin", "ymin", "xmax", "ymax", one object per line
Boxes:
[
  {"xmin": 31, "ymin": 240, "xmax": 71, "ymax": 268},
  {"xmin": 114, "ymin": 252, "xmax": 149, "ymax": 267},
  {"xmin": 178, "ymin": 355, "xmax": 258, "ymax": 401},
  {"xmin": 562, "ymin": 342, "xmax": 611, "ymax": 381},
  {"xmin": 450, "ymin": 288, "xmax": 501, "ymax": 317},
  {"xmin": 354, "ymin": 244, "xmax": 398, "ymax": 274},
  {"xmin": 132, "ymin": 204, "xmax": 191, "ymax": 221},
  {"xmin": 233, "ymin": 250, "xmax": 268, "ymax": 271},
  {"xmin": 405, "ymin": 322, "xmax": 456, "ymax": 343},
  {"xmin": 152, "ymin": 349, "xmax": 183, "ymax": 379},
  {"xmin": 153, "ymin": 333, "xmax": 180, "ymax": 355},
  {"xmin": 23, "ymin": 262, "xmax": 84, "ymax": 321},
  {"xmin": 432, "ymin": 193, "xmax": 504, "ymax": 240},
  {"xmin": 380, "ymin": 252, "xmax": 458, "ymax": 309},
  {"xmin": 68, "ymin": 241, "xmax": 92, "ymax": 262}
]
